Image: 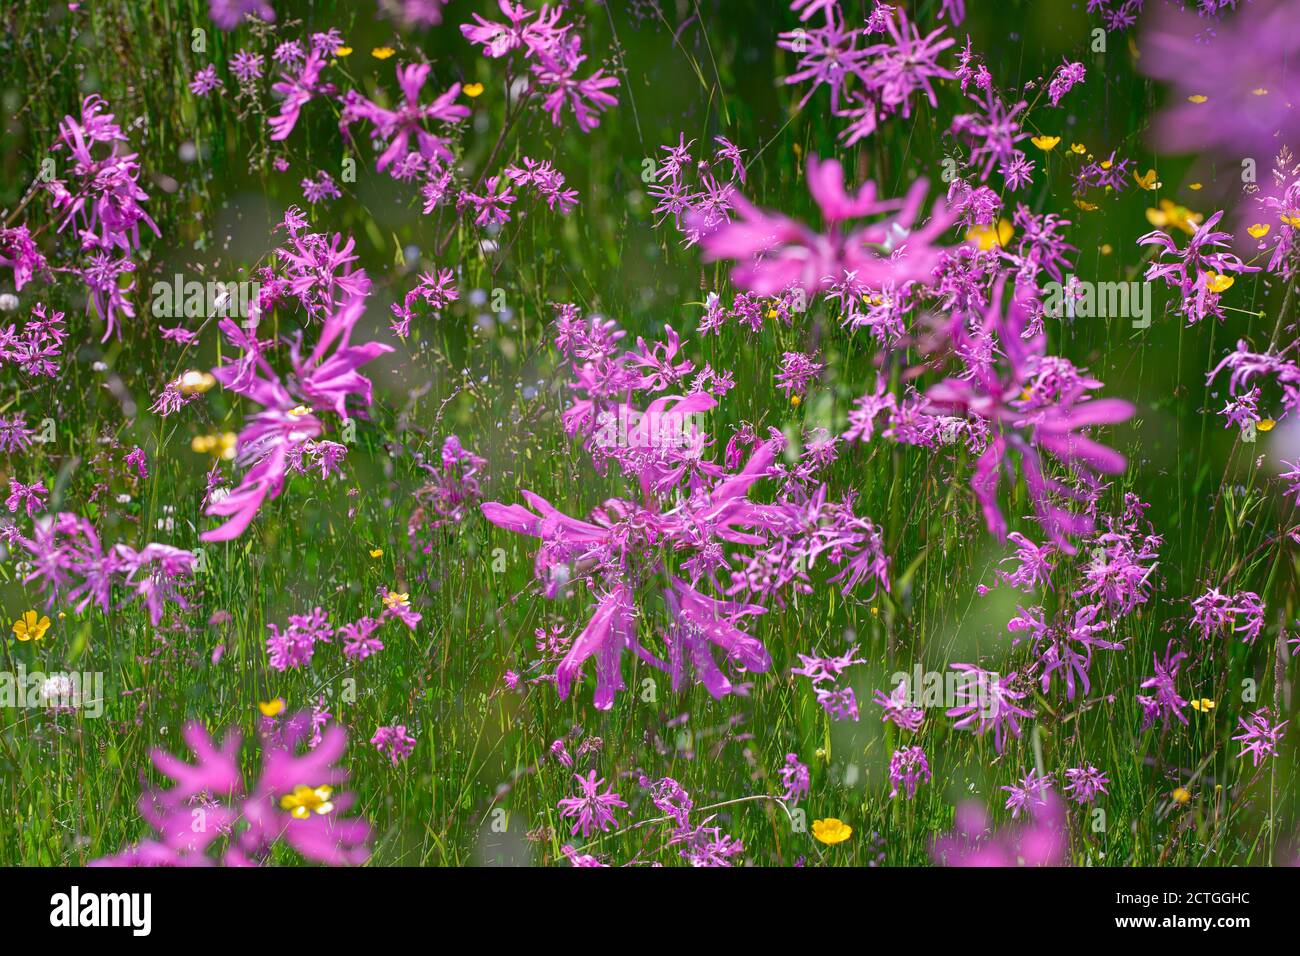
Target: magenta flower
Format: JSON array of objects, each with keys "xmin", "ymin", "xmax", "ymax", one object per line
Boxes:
[
  {"xmin": 530, "ymin": 35, "xmax": 620, "ymax": 133},
  {"xmin": 1139, "ymin": 210, "xmax": 1258, "ymax": 325},
  {"xmin": 945, "ymin": 664, "xmax": 1034, "ymax": 753},
  {"xmin": 889, "ymin": 745, "xmax": 931, "ymax": 799},
  {"xmin": 1232, "ymin": 709, "xmax": 1288, "ymax": 766},
  {"xmin": 94, "ymin": 714, "xmax": 370, "ymax": 866},
  {"xmin": 208, "ymin": 0, "xmax": 274, "ymax": 29},
  {"xmin": 266, "ymin": 607, "xmax": 333, "ymax": 671},
  {"xmin": 1002, "ymin": 768, "xmax": 1053, "ymax": 818},
  {"xmin": 341, "ymin": 64, "xmax": 468, "ymax": 174},
  {"xmin": 861, "ymin": 7, "xmax": 955, "ymax": 118},
  {"xmin": 481, "ymin": 436, "xmax": 781, "ymax": 709},
  {"xmin": 189, "ymin": 65, "xmax": 223, "ymax": 96},
  {"xmin": 1137, "ymin": 641, "xmax": 1190, "ymax": 730},
  {"xmin": 0, "ymin": 225, "xmax": 49, "ymax": 292},
  {"xmin": 18, "ymin": 512, "xmax": 195, "ymax": 625},
  {"xmin": 1191, "ymin": 587, "xmax": 1265, "ymax": 644},
  {"xmin": 1047, "ymin": 60, "xmax": 1086, "ymax": 106},
  {"xmin": 932, "ymin": 792, "xmax": 1067, "ymax": 867},
  {"xmin": 873, "ymin": 681, "xmax": 924, "ymax": 732},
  {"xmin": 269, "ymin": 51, "xmax": 334, "ymax": 142},
  {"xmin": 1139, "ymin": 0, "xmax": 1300, "ymax": 163},
  {"xmin": 778, "ymin": 753, "xmax": 810, "ymax": 802},
  {"xmin": 1063, "ymin": 765, "xmax": 1109, "ymax": 804},
  {"xmin": 557, "ymin": 770, "xmax": 627, "ymax": 838},
  {"xmin": 697, "ymin": 155, "xmax": 953, "ymax": 296},
  {"xmin": 925, "ymin": 280, "xmax": 1134, "ymax": 549},
  {"xmin": 202, "ymin": 289, "xmax": 392, "ymax": 542},
  {"xmin": 371, "ymin": 724, "xmax": 417, "ymax": 765}
]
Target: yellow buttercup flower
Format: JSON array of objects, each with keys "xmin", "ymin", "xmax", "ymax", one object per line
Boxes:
[
  {"xmin": 1281, "ymin": 213, "xmax": 1300, "ymax": 228},
  {"xmin": 463, "ymin": 82, "xmax": 485, "ymax": 98},
  {"xmin": 279, "ymin": 785, "xmax": 335, "ymax": 820},
  {"xmin": 812, "ymin": 818, "xmax": 853, "ymax": 845},
  {"xmin": 1247, "ymin": 223, "xmax": 1271, "ymax": 239},
  {"xmin": 258, "ymin": 698, "xmax": 286, "ymax": 718},
  {"xmin": 383, "ymin": 590, "xmax": 410, "ymax": 610},
  {"xmin": 1133, "ymin": 168, "xmax": 1160, "ymax": 191},
  {"xmin": 1190, "ymin": 698, "xmax": 1215, "ymax": 713},
  {"xmin": 1257, "ymin": 419, "xmax": 1276, "ymax": 432},
  {"xmin": 371, "ymin": 47, "xmax": 396, "ymax": 59},
  {"xmin": 1171, "ymin": 787, "xmax": 1191, "ymax": 805},
  {"xmin": 1203, "ymin": 271, "xmax": 1234, "ymax": 294},
  {"xmin": 965, "ymin": 218, "xmax": 1013, "ymax": 251},
  {"xmin": 1187, "ymin": 94, "xmax": 1208, "ymax": 103},
  {"xmin": 1069, "ymin": 142, "xmax": 1087, "ymax": 154},
  {"xmin": 12, "ymin": 610, "xmax": 50, "ymax": 642},
  {"xmin": 369, "ymin": 548, "xmax": 384, "ymax": 558},
  {"xmin": 1074, "ymin": 198, "xmax": 1099, "ymax": 212},
  {"xmin": 334, "ymin": 46, "xmax": 353, "ymax": 57},
  {"xmin": 192, "ymin": 432, "xmax": 237, "ymax": 460},
  {"xmin": 1251, "ymin": 88, "xmax": 1269, "ymax": 96},
  {"xmin": 1030, "ymin": 135, "xmax": 1060, "ymax": 151},
  {"xmin": 790, "ymin": 394, "xmax": 801, "ymax": 408},
  {"xmin": 179, "ymin": 370, "xmax": 216, "ymax": 395},
  {"xmin": 1145, "ymin": 199, "xmax": 1202, "ymax": 235}
]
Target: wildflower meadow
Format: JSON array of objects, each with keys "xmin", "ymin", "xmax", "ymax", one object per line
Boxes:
[{"xmin": 1, "ymin": 0, "xmax": 1299, "ymax": 894}]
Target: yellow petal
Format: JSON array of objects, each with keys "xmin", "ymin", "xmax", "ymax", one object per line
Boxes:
[
  {"xmin": 371, "ymin": 47, "xmax": 395, "ymax": 59},
  {"xmin": 965, "ymin": 218, "xmax": 1013, "ymax": 250},
  {"xmin": 812, "ymin": 818, "xmax": 853, "ymax": 844},
  {"xmin": 258, "ymin": 698, "xmax": 285, "ymax": 717},
  {"xmin": 1247, "ymin": 223, "xmax": 1271, "ymax": 239},
  {"xmin": 1070, "ymin": 143, "xmax": 1087, "ymax": 154},
  {"xmin": 1030, "ymin": 135, "xmax": 1060, "ymax": 151},
  {"xmin": 334, "ymin": 46, "xmax": 353, "ymax": 57},
  {"xmin": 179, "ymin": 370, "xmax": 215, "ymax": 395},
  {"xmin": 1257, "ymin": 419, "xmax": 1276, "ymax": 432},
  {"xmin": 1133, "ymin": 169, "xmax": 1160, "ymax": 190},
  {"xmin": 1187, "ymin": 94, "xmax": 1208, "ymax": 103},
  {"xmin": 1203, "ymin": 271, "xmax": 1234, "ymax": 294},
  {"xmin": 463, "ymin": 82, "xmax": 485, "ymax": 98}
]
